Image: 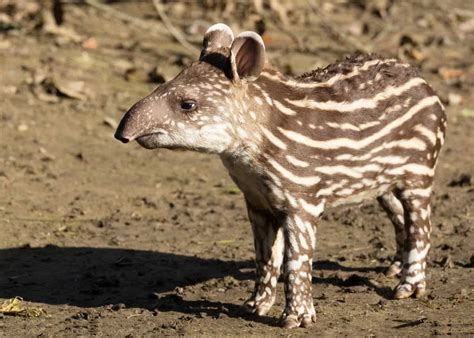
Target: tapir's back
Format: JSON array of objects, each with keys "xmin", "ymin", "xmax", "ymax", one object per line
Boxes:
[{"xmin": 251, "ymin": 54, "xmax": 446, "ymax": 205}]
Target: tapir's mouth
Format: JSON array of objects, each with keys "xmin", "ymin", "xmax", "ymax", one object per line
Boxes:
[
  {"xmin": 135, "ymin": 132, "xmax": 163, "ymax": 149},
  {"xmin": 136, "ymin": 131, "xmax": 187, "ymax": 151}
]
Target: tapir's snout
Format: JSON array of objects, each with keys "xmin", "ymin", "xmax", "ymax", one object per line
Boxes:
[
  {"xmin": 114, "ymin": 96, "xmax": 159, "ymax": 144},
  {"xmin": 114, "ymin": 117, "xmax": 132, "ymax": 143}
]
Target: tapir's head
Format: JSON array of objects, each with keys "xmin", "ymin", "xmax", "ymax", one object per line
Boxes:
[{"xmin": 114, "ymin": 23, "xmax": 266, "ymax": 154}]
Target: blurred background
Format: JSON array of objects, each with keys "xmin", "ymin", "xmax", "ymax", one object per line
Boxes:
[{"xmin": 0, "ymin": 0, "xmax": 473, "ymax": 335}]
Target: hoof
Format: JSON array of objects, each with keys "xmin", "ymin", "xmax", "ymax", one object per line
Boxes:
[
  {"xmin": 281, "ymin": 315, "xmax": 300, "ymax": 329},
  {"xmin": 281, "ymin": 313, "xmax": 316, "ymax": 329},
  {"xmin": 243, "ymin": 299, "xmax": 256, "ymax": 313},
  {"xmin": 393, "ymin": 282, "xmax": 426, "ymax": 299},
  {"xmin": 301, "ymin": 314, "xmax": 317, "ymax": 328},
  {"xmin": 243, "ymin": 297, "xmax": 273, "ymax": 316}
]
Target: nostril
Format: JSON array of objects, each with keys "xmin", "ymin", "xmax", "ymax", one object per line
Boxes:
[{"xmin": 114, "ymin": 132, "xmax": 130, "ymax": 143}]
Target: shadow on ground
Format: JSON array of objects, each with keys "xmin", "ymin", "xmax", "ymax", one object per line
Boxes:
[{"xmin": 0, "ymin": 246, "xmax": 391, "ymax": 322}]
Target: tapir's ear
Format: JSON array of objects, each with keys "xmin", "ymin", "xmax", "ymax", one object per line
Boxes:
[
  {"xmin": 200, "ymin": 23, "xmax": 234, "ymax": 59},
  {"xmin": 230, "ymin": 31, "xmax": 265, "ymax": 82}
]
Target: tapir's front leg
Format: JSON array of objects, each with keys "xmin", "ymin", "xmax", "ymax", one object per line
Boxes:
[
  {"xmin": 281, "ymin": 213, "xmax": 318, "ymax": 328},
  {"xmin": 244, "ymin": 202, "xmax": 284, "ymax": 316}
]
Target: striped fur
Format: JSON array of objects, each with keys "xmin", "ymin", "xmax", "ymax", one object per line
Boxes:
[{"xmin": 115, "ymin": 25, "xmax": 447, "ymax": 329}]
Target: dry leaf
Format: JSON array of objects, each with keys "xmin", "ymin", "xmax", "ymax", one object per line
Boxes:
[
  {"xmin": 0, "ymin": 297, "xmax": 46, "ymax": 317},
  {"xmin": 82, "ymin": 37, "xmax": 98, "ymax": 49},
  {"xmin": 461, "ymin": 108, "xmax": 474, "ymax": 118},
  {"xmin": 439, "ymin": 67, "xmax": 465, "ymax": 81},
  {"xmin": 53, "ymin": 79, "xmax": 87, "ymax": 100},
  {"xmin": 103, "ymin": 117, "xmax": 118, "ymax": 129}
]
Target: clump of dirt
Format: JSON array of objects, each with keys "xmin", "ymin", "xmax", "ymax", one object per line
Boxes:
[{"xmin": 0, "ymin": 0, "xmax": 473, "ymax": 335}]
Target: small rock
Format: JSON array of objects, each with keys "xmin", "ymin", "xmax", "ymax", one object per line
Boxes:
[
  {"xmin": 54, "ymin": 79, "xmax": 87, "ymax": 100},
  {"xmin": 82, "ymin": 37, "xmax": 98, "ymax": 49},
  {"xmin": 447, "ymin": 93, "xmax": 462, "ymax": 106},
  {"xmin": 459, "ymin": 18, "xmax": 474, "ymax": 34},
  {"xmin": 217, "ymin": 312, "xmax": 228, "ymax": 319},
  {"xmin": 39, "ymin": 147, "xmax": 55, "ymax": 161},
  {"xmin": 460, "ymin": 288, "xmax": 468, "ymax": 298},
  {"xmin": 17, "ymin": 124, "xmax": 28, "ymax": 132},
  {"xmin": 111, "ymin": 303, "xmax": 126, "ymax": 311},
  {"xmin": 2, "ymin": 85, "xmax": 17, "ymax": 95}
]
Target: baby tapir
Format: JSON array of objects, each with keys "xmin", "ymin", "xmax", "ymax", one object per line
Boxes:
[{"xmin": 115, "ymin": 23, "xmax": 446, "ymax": 328}]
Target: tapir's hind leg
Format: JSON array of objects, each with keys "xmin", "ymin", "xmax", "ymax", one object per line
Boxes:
[
  {"xmin": 393, "ymin": 186, "xmax": 433, "ymax": 299},
  {"xmin": 378, "ymin": 192, "xmax": 405, "ymax": 277}
]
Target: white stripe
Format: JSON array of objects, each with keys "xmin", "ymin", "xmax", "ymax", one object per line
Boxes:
[
  {"xmin": 402, "ymin": 187, "xmax": 432, "ymax": 198},
  {"xmin": 265, "ymin": 156, "xmax": 321, "ymax": 186},
  {"xmin": 336, "ymin": 188, "xmax": 354, "ymax": 196},
  {"xmin": 294, "ymin": 215, "xmax": 306, "ymax": 232},
  {"xmin": 252, "ymin": 84, "xmax": 273, "ymax": 105},
  {"xmin": 358, "ymin": 121, "xmax": 380, "ymax": 129},
  {"xmin": 260, "ymin": 126, "xmax": 287, "ymax": 150},
  {"xmin": 299, "ymin": 198, "xmax": 325, "ymax": 218},
  {"xmin": 306, "ymin": 220, "xmax": 316, "ymax": 248},
  {"xmin": 371, "ymin": 155, "xmax": 409, "ymax": 164},
  {"xmin": 408, "ymin": 245, "xmax": 430, "ymax": 264},
  {"xmin": 436, "ymin": 127, "xmax": 445, "ymax": 145},
  {"xmin": 325, "ymin": 120, "xmax": 380, "ymax": 132},
  {"xmin": 326, "ymin": 122, "xmax": 360, "ymax": 131},
  {"xmin": 278, "ymin": 96, "xmax": 440, "ymax": 150},
  {"xmin": 267, "ymin": 171, "xmax": 282, "ymax": 188},
  {"xmin": 254, "ymin": 96, "xmax": 264, "ymax": 105},
  {"xmin": 284, "ymin": 191, "xmax": 298, "ymax": 208},
  {"xmin": 386, "ymin": 164, "xmax": 434, "ymax": 176},
  {"xmin": 285, "ymin": 77, "xmax": 426, "ymax": 112},
  {"xmin": 405, "ymin": 273, "xmax": 425, "ymax": 284},
  {"xmin": 414, "ymin": 125, "xmax": 437, "ymax": 145},
  {"xmin": 271, "ymin": 227, "xmax": 284, "ymax": 268},
  {"xmin": 267, "ymin": 171, "xmax": 282, "ymax": 187},
  {"xmin": 273, "ymin": 100, "xmax": 297, "ymax": 116},
  {"xmin": 299, "ymin": 233, "xmax": 309, "ymax": 250},
  {"xmin": 285, "ymin": 155, "xmax": 309, "ymax": 168},
  {"xmin": 315, "ymin": 164, "xmax": 382, "ymax": 178},
  {"xmin": 316, "ymin": 180, "xmax": 348, "ymax": 197}
]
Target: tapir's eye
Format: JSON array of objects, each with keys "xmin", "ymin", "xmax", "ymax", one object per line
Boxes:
[{"xmin": 180, "ymin": 100, "xmax": 197, "ymax": 112}]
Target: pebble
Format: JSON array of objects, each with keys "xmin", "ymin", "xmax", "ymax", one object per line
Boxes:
[
  {"xmin": 17, "ymin": 124, "xmax": 28, "ymax": 132},
  {"xmin": 448, "ymin": 93, "xmax": 462, "ymax": 106}
]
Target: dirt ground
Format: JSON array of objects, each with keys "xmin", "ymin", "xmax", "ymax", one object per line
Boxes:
[{"xmin": 0, "ymin": 0, "xmax": 473, "ymax": 336}]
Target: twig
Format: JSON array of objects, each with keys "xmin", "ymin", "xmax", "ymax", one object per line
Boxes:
[
  {"xmin": 83, "ymin": 0, "xmax": 198, "ymax": 57},
  {"xmin": 151, "ymin": 0, "xmax": 200, "ymax": 56},
  {"xmin": 84, "ymin": 0, "xmax": 160, "ymax": 32},
  {"xmin": 393, "ymin": 317, "xmax": 427, "ymax": 329}
]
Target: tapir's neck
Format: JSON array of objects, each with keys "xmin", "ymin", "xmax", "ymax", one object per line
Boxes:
[{"xmin": 221, "ymin": 67, "xmax": 305, "ymax": 167}]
